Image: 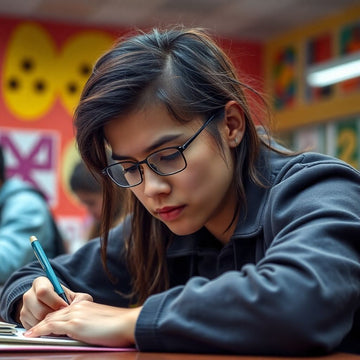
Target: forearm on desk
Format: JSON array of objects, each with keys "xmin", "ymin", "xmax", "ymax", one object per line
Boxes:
[{"xmin": 0, "ymin": 272, "xmax": 36, "ymax": 324}]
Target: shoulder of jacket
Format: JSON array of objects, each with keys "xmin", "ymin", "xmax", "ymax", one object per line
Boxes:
[
  {"xmin": 269, "ymin": 151, "xmax": 359, "ymax": 184},
  {"xmin": 0, "ymin": 179, "xmax": 44, "ymax": 206}
]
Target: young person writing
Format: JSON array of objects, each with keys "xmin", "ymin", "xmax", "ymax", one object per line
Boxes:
[{"xmin": 1, "ymin": 27, "xmax": 360, "ymax": 355}]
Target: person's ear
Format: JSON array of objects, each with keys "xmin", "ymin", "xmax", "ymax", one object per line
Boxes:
[{"xmin": 222, "ymin": 100, "xmax": 245, "ymax": 148}]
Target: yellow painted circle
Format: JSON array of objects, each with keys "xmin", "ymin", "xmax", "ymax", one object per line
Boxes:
[
  {"xmin": 58, "ymin": 31, "xmax": 114, "ymax": 116},
  {"xmin": 2, "ymin": 22, "xmax": 57, "ymax": 120},
  {"xmin": 62, "ymin": 139, "xmax": 82, "ymax": 204}
]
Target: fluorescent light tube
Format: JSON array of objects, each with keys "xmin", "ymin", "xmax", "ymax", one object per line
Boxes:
[{"xmin": 306, "ymin": 51, "xmax": 360, "ymax": 87}]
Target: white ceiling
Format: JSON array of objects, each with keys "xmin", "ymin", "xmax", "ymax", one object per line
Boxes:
[{"xmin": 0, "ymin": 0, "xmax": 359, "ymax": 41}]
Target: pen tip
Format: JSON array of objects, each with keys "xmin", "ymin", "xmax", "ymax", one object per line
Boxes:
[{"xmin": 30, "ymin": 235, "xmax": 38, "ymax": 243}]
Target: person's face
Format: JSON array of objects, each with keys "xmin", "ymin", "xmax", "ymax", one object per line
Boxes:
[
  {"xmin": 75, "ymin": 190, "xmax": 103, "ymax": 221},
  {"xmin": 104, "ymin": 104, "xmax": 240, "ymax": 242}
]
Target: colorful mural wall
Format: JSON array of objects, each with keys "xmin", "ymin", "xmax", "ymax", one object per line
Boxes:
[
  {"xmin": 0, "ymin": 17, "xmax": 263, "ymax": 251},
  {"xmin": 266, "ymin": 4, "xmax": 360, "ymax": 170}
]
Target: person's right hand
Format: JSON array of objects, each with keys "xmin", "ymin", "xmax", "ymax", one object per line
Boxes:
[{"xmin": 19, "ymin": 276, "xmax": 93, "ymax": 329}]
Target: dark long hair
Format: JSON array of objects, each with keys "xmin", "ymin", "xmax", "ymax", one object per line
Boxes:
[{"xmin": 74, "ymin": 27, "xmax": 269, "ymax": 304}]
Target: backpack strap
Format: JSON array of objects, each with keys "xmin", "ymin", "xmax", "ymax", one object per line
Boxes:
[{"xmin": 50, "ymin": 215, "xmax": 66, "ymax": 256}]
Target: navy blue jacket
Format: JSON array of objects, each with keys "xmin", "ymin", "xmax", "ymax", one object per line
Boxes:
[{"xmin": 1, "ymin": 146, "xmax": 360, "ymax": 355}]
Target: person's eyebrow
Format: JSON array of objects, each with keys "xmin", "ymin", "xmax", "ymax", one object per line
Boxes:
[{"xmin": 111, "ymin": 133, "xmax": 182, "ymax": 161}]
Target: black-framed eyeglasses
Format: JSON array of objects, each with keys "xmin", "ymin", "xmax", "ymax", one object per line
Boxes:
[{"xmin": 102, "ymin": 112, "xmax": 219, "ymax": 188}]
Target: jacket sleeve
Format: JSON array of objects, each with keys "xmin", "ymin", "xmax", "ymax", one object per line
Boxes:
[
  {"xmin": 135, "ymin": 158, "xmax": 360, "ymax": 355},
  {"xmin": 0, "ymin": 222, "xmax": 132, "ymax": 323},
  {"xmin": 0, "ymin": 190, "xmax": 53, "ymax": 284}
]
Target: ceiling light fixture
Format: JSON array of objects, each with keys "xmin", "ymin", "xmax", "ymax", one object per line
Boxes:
[{"xmin": 306, "ymin": 51, "xmax": 360, "ymax": 87}]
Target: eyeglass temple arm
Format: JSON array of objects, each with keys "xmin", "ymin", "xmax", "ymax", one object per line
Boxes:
[{"xmin": 180, "ymin": 113, "xmax": 218, "ymax": 151}]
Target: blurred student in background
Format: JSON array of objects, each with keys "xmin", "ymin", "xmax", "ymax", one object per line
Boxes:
[
  {"xmin": 0, "ymin": 145, "xmax": 65, "ymax": 285},
  {"xmin": 70, "ymin": 160, "xmax": 125, "ymax": 240}
]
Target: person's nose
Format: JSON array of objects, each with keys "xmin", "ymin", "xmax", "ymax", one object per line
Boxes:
[{"xmin": 142, "ymin": 165, "xmax": 171, "ymax": 197}]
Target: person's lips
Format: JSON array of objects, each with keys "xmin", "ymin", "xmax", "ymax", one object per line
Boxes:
[{"xmin": 156, "ymin": 205, "xmax": 185, "ymax": 221}]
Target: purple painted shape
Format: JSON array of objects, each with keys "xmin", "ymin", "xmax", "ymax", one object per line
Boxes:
[{"xmin": 0, "ymin": 133, "xmax": 56, "ymax": 200}]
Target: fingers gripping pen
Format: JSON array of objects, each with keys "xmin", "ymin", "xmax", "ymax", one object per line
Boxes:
[{"xmin": 30, "ymin": 235, "xmax": 70, "ymax": 304}]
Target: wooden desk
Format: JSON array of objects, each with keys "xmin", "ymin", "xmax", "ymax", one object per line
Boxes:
[{"xmin": 0, "ymin": 352, "xmax": 359, "ymax": 360}]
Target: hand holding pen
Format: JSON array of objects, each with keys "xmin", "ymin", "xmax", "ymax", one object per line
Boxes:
[
  {"xmin": 30, "ymin": 235, "xmax": 70, "ymax": 305},
  {"xmin": 19, "ymin": 241, "xmax": 92, "ymax": 330}
]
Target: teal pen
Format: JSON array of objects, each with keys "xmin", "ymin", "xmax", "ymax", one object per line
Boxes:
[{"xmin": 30, "ymin": 235, "xmax": 70, "ymax": 305}]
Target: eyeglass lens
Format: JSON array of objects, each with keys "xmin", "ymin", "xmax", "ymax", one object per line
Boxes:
[
  {"xmin": 147, "ymin": 148, "xmax": 185, "ymax": 175},
  {"xmin": 107, "ymin": 147, "xmax": 186, "ymax": 187}
]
